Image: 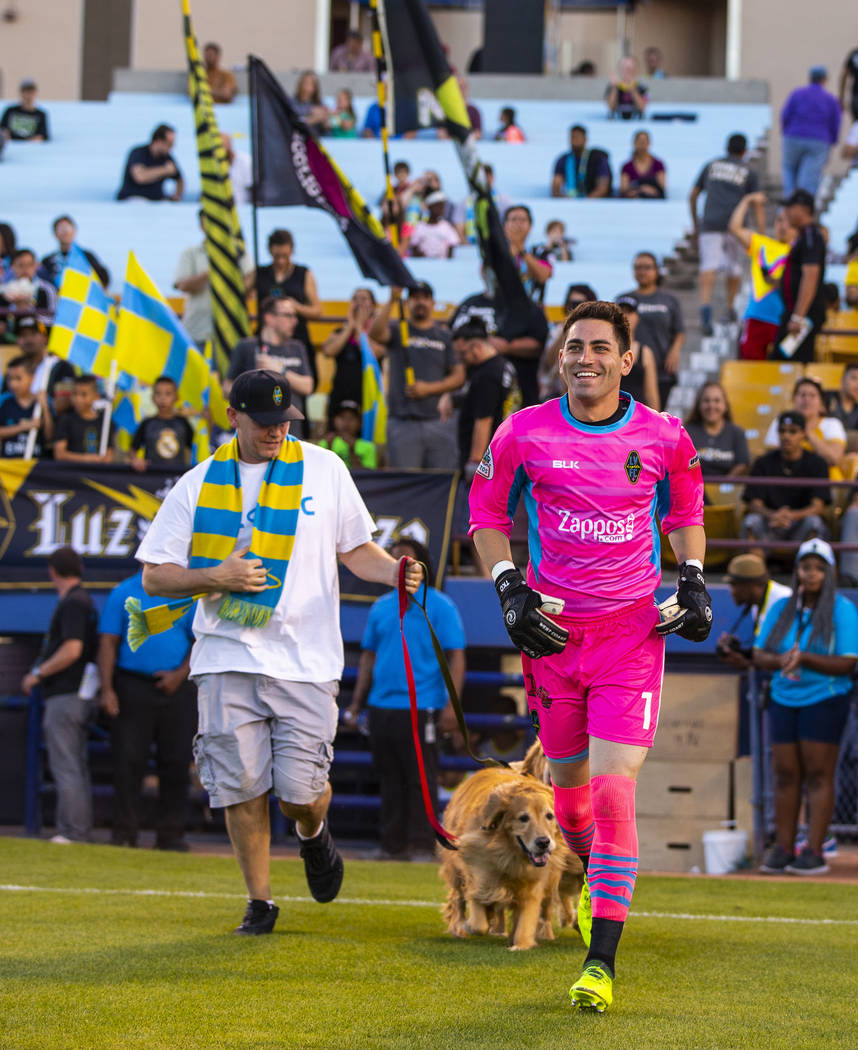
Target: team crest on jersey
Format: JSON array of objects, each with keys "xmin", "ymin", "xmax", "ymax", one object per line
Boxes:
[
  {"xmin": 624, "ymin": 450, "xmax": 643, "ymax": 484},
  {"xmin": 476, "ymin": 447, "xmax": 494, "ymax": 479}
]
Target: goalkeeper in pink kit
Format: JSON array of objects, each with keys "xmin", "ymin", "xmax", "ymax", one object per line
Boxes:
[{"xmin": 469, "ymin": 300, "xmax": 710, "ymax": 1012}]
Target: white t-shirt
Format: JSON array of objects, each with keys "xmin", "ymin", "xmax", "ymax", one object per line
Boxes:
[
  {"xmin": 409, "ymin": 219, "xmax": 460, "ymax": 259},
  {"xmin": 173, "ymin": 242, "xmax": 254, "ymax": 343},
  {"xmin": 136, "ymin": 441, "xmax": 376, "ymax": 682},
  {"xmin": 763, "ymin": 415, "xmax": 847, "ymax": 450}
]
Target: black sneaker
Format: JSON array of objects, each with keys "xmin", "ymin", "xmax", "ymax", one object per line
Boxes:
[
  {"xmin": 785, "ymin": 846, "xmax": 829, "ymax": 876},
  {"xmin": 233, "ymin": 899, "xmax": 279, "ymax": 935},
  {"xmin": 299, "ymin": 822, "xmax": 344, "ymax": 903},
  {"xmin": 759, "ymin": 843, "xmax": 792, "ymax": 873}
]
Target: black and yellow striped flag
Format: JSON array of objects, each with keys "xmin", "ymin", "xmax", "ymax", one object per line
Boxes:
[{"xmin": 181, "ymin": 0, "xmax": 250, "ymax": 377}]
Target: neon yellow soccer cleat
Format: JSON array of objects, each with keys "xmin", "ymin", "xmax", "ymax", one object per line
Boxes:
[
  {"xmin": 570, "ymin": 963, "xmax": 613, "ymax": 1013},
  {"xmin": 577, "ymin": 877, "xmax": 592, "ymax": 947}
]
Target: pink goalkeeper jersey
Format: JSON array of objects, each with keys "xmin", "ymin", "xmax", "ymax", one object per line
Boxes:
[{"xmin": 469, "ymin": 395, "xmax": 704, "ymax": 617}]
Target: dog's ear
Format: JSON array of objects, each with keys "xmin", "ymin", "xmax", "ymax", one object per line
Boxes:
[{"xmin": 480, "ymin": 783, "xmax": 516, "ymax": 832}]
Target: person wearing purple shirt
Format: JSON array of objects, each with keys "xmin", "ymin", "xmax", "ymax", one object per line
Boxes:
[{"xmin": 781, "ymin": 66, "xmax": 842, "ymax": 197}]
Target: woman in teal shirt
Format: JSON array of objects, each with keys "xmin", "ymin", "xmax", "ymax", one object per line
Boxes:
[{"xmin": 754, "ymin": 538, "xmax": 858, "ymax": 875}]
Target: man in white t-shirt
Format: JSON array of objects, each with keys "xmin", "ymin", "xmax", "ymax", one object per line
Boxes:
[
  {"xmin": 136, "ymin": 369, "xmax": 423, "ymax": 935},
  {"xmin": 409, "ymin": 191, "xmax": 461, "ymax": 259}
]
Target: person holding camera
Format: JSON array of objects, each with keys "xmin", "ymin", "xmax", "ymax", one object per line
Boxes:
[{"xmin": 717, "ymin": 554, "xmax": 792, "ymax": 669}]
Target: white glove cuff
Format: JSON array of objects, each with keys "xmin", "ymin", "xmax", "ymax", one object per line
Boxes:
[{"xmin": 491, "ymin": 560, "xmax": 516, "ymax": 582}]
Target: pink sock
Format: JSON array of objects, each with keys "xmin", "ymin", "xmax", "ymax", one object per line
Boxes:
[
  {"xmin": 552, "ymin": 782, "xmax": 595, "ymax": 863},
  {"xmin": 588, "ymin": 774, "xmax": 638, "ymax": 922}
]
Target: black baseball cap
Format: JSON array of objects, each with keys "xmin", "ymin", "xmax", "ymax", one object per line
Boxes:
[
  {"xmin": 229, "ymin": 369, "xmax": 304, "ymax": 424},
  {"xmin": 615, "ymin": 293, "xmax": 639, "ymax": 311},
  {"xmin": 777, "ymin": 409, "xmax": 806, "ymax": 430},
  {"xmin": 16, "ymin": 315, "xmax": 48, "ymax": 336},
  {"xmin": 408, "ymin": 280, "xmax": 434, "ymax": 299},
  {"xmin": 454, "ymin": 317, "xmax": 489, "ymax": 340},
  {"xmin": 783, "ymin": 189, "xmax": 815, "ymax": 212}
]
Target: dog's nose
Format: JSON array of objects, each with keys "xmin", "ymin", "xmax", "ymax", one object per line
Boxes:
[{"xmin": 534, "ymin": 836, "xmax": 551, "ymax": 852}]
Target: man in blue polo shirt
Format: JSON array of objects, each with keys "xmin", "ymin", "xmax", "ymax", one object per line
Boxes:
[
  {"xmin": 345, "ymin": 538, "xmax": 465, "ymax": 860},
  {"xmin": 116, "ymin": 124, "xmax": 184, "ymax": 202},
  {"xmin": 97, "ymin": 571, "xmax": 196, "ymax": 850}
]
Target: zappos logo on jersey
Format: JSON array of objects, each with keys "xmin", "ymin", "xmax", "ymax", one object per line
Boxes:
[
  {"xmin": 476, "ymin": 447, "xmax": 494, "ymax": 479},
  {"xmin": 624, "ymin": 450, "xmax": 643, "ymax": 484},
  {"xmin": 558, "ymin": 509, "xmax": 635, "ymax": 544}
]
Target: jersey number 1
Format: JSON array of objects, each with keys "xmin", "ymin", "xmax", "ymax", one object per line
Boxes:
[{"xmin": 642, "ymin": 691, "xmax": 653, "ymax": 731}]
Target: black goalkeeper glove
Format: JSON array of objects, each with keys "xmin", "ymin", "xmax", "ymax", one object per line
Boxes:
[
  {"xmin": 656, "ymin": 561, "xmax": 713, "ymax": 642},
  {"xmin": 494, "ymin": 568, "xmax": 569, "ymax": 659}
]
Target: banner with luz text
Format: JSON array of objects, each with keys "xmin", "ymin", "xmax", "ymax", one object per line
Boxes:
[{"xmin": 0, "ymin": 460, "xmax": 458, "ymax": 599}]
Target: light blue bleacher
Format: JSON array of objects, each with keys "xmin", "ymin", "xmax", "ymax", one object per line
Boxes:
[
  {"xmin": 824, "ymin": 167, "xmax": 858, "ymax": 256},
  {"xmin": 2, "ymin": 92, "xmax": 770, "ymax": 306}
]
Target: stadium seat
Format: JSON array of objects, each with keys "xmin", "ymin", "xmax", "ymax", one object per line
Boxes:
[{"xmin": 806, "ymin": 362, "xmax": 843, "ymax": 390}]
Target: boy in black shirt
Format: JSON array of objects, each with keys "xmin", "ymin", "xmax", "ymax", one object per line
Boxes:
[
  {"xmin": 0, "ymin": 355, "xmax": 52, "ymax": 457},
  {"xmin": 775, "ymin": 189, "xmax": 827, "ymax": 363},
  {"xmin": 130, "ymin": 375, "xmax": 194, "ymax": 472},
  {"xmin": 54, "ymin": 374, "xmax": 114, "ymax": 463},
  {"xmin": 0, "ymin": 80, "xmax": 49, "ymax": 142}
]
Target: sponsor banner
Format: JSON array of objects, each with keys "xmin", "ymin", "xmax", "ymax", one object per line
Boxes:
[{"xmin": 0, "ymin": 461, "xmax": 458, "ymax": 599}]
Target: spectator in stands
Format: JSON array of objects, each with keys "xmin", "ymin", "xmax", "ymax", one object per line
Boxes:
[
  {"xmin": 773, "ymin": 189, "xmax": 827, "ymax": 364},
  {"xmin": 5, "ymin": 316, "xmax": 74, "ymax": 410},
  {"xmin": 619, "ymin": 130, "xmax": 666, "ymax": 199},
  {"xmin": 614, "ymin": 295, "xmax": 660, "ymax": 410},
  {"xmin": 459, "ymin": 76, "xmax": 482, "ymax": 139},
  {"xmin": 689, "ymin": 133, "xmax": 763, "ymax": 336},
  {"xmin": 329, "ymin": 29, "xmax": 374, "ymax": 73},
  {"xmin": 842, "ymin": 120, "xmax": 858, "ymax": 168},
  {"xmin": 38, "ymin": 215, "xmax": 110, "ymax": 290},
  {"xmin": 619, "ymin": 251, "xmax": 684, "ymax": 408},
  {"xmin": 98, "ymin": 572, "xmax": 196, "ymax": 850},
  {"xmin": 455, "ymin": 318, "xmax": 520, "ymax": 479},
  {"xmin": 840, "ymin": 46, "xmax": 858, "ymax": 123},
  {"xmin": 116, "ymin": 124, "xmax": 183, "ymax": 202},
  {"xmin": 380, "ymin": 196, "xmax": 413, "ymax": 257},
  {"xmin": 1, "ymin": 315, "xmax": 72, "ymax": 409},
  {"xmin": 453, "ymin": 164, "xmax": 513, "ymax": 244},
  {"xmin": 643, "ymin": 46, "xmax": 666, "ymax": 79},
  {"xmin": 493, "ymin": 106, "xmax": 526, "ymax": 143},
  {"xmin": 0, "ymin": 248, "xmax": 58, "ymax": 326},
  {"xmin": 754, "ymin": 538, "xmax": 858, "ymax": 875},
  {"xmin": 728, "ymin": 191, "xmax": 796, "ymax": 360},
  {"xmin": 448, "ymin": 270, "xmax": 501, "ymax": 339},
  {"xmin": 826, "ymin": 364, "xmax": 858, "ymax": 442},
  {"xmin": 369, "ymin": 283, "xmax": 464, "ymax": 468},
  {"xmin": 741, "ymin": 409, "xmax": 830, "ymax": 553},
  {"xmin": 402, "ymin": 170, "xmax": 455, "ymax": 225},
  {"xmin": 716, "ymin": 554, "xmax": 792, "ymax": 673},
  {"xmin": 221, "ymin": 133, "xmax": 252, "ymax": 204},
  {"xmin": 0, "ymin": 221, "xmax": 17, "ymax": 279},
  {"xmin": 54, "ymin": 374, "xmax": 115, "ymax": 463},
  {"xmin": 345, "ymin": 538, "xmax": 462, "ymax": 861},
  {"xmin": 256, "ymin": 228, "xmax": 323, "ymax": 384},
  {"xmin": 0, "ymin": 355, "xmax": 52, "ymax": 457},
  {"xmin": 293, "ymin": 71, "xmax": 328, "ymax": 134},
  {"xmin": 533, "ymin": 219, "xmax": 574, "ymax": 262},
  {"xmin": 324, "ymin": 89, "xmax": 357, "ymax": 137},
  {"xmin": 551, "ymin": 125, "xmax": 612, "ymax": 198},
  {"xmin": 391, "ymin": 160, "xmax": 411, "ymax": 200},
  {"xmin": 824, "ymin": 282, "xmax": 842, "ymax": 318},
  {"xmin": 129, "ymin": 376, "xmax": 194, "ymax": 473},
  {"xmin": 503, "ymin": 204, "xmax": 552, "ymax": 303},
  {"xmin": 539, "ymin": 283, "xmax": 597, "ymax": 401},
  {"xmin": 763, "ymin": 377, "xmax": 847, "ymax": 474},
  {"xmin": 846, "ymin": 261, "xmax": 858, "ymax": 307},
  {"xmin": 319, "ymin": 400, "xmax": 377, "ymax": 470},
  {"xmin": 780, "ymin": 67, "xmax": 841, "ymax": 198},
  {"xmin": 605, "ymin": 57, "xmax": 647, "ymax": 120},
  {"xmin": 409, "ymin": 192, "xmax": 461, "ymax": 258},
  {"xmin": 203, "ymin": 42, "xmax": 237, "ymax": 104},
  {"xmin": 1, "ymin": 79, "xmax": 49, "ymax": 141},
  {"xmin": 21, "ymin": 546, "xmax": 98, "ymax": 844},
  {"xmin": 321, "ymin": 287, "xmax": 381, "ymax": 424},
  {"xmin": 225, "ymin": 297, "xmax": 314, "ymax": 423},
  {"xmin": 173, "ymin": 210, "xmax": 254, "ymax": 347},
  {"xmin": 684, "ymin": 381, "xmax": 750, "ymax": 478}
]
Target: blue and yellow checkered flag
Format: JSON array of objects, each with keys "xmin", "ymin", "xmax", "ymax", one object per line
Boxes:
[
  {"xmin": 48, "ymin": 245, "xmax": 127, "ymax": 385},
  {"xmin": 359, "ymin": 331, "xmax": 387, "ymax": 445},
  {"xmin": 115, "ymin": 252, "xmax": 217, "ymax": 416}
]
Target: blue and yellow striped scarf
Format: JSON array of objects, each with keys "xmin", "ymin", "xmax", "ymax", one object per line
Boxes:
[{"xmin": 126, "ymin": 435, "xmax": 303, "ymax": 651}]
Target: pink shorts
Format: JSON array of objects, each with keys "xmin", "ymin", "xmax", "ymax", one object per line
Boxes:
[{"xmin": 521, "ymin": 595, "xmax": 665, "ymax": 762}]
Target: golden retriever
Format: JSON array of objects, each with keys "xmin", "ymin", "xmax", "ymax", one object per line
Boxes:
[
  {"xmin": 512, "ymin": 739, "xmax": 585, "ymax": 930},
  {"xmin": 439, "ymin": 767, "xmax": 581, "ymax": 950}
]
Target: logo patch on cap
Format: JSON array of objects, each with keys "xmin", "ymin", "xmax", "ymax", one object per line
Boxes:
[{"xmin": 273, "ymin": 386, "xmax": 283, "ymax": 406}]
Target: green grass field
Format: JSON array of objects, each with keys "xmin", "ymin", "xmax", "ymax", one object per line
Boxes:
[{"xmin": 2, "ymin": 838, "xmax": 857, "ymax": 1050}]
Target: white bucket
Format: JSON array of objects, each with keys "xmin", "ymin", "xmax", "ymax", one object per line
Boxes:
[{"xmin": 702, "ymin": 829, "xmax": 748, "ymax": 874}]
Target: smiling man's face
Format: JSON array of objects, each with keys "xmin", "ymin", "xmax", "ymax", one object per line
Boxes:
[{"xmin": 560, "ymin": 318, "xmax": 632, "ymax": 416}]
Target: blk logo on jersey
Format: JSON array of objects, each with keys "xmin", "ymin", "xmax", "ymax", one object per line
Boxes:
[{"xmin": 624, "ymin": 450, "xmax": 643, "ymax": 484}]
